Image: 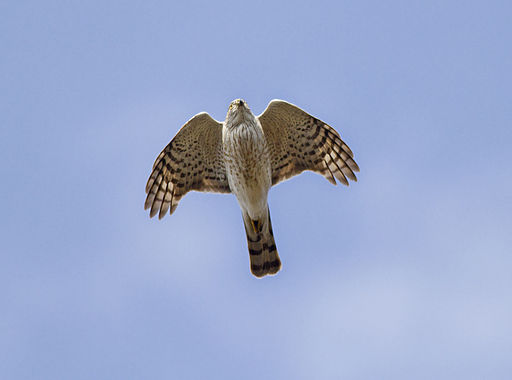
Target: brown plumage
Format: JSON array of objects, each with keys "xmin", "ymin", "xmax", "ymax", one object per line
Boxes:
[
  {"xmin": 242, "ymin": 208, "xmax": 281, "ymax": 277},
  {"xmin": 145, "ymin": 99, "xmax": 359, "ymax": 277}
]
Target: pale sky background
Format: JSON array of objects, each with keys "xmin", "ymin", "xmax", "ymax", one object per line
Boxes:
[{"xmin": 1, "ymin": 1, "xmax": 511, "ymax": 379}]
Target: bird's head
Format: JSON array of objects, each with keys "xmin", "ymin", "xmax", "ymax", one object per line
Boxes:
[{"xmin": 226, "ymin": 99, "xmax": 251, "ymax": 125}]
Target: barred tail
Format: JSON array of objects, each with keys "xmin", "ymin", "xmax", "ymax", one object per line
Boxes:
[{"xmin": 242, "ymin": 208, "xmax": 281, "ymax": 278}]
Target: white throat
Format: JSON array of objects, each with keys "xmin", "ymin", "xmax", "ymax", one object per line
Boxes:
[{"xmin": 225, "ymin": 107, "xmax": 256, "ymax": 129}]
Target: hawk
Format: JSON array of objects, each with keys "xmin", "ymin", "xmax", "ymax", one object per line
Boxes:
[{"xmin": 145, "ymin": 99, "xmax": 359, "ymax": 277}]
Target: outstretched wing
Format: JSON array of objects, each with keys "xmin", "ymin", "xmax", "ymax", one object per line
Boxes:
[
  {"xmin": 145, "ymin": 112, "xmax": 230, "ymax": 219},
  {"xmin": 258, "ymin": 100, "xmax": 359, "ymax": 186}
]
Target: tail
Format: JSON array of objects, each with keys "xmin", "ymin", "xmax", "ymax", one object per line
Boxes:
[{"xmin": 242, "ymin": 207, "xmax": 281, "ymax": 278}]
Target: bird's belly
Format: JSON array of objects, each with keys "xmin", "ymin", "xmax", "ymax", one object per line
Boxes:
[
  {"xmin": 224, "ymin": 130, "xmax": 271, "ymax": 218},
  {"xmin": 227, "ymin": 157, "xmax": 271, "ymax": 217}
]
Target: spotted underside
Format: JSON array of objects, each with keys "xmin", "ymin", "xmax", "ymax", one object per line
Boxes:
[
  {"xmin": 145, "ymin": 112, "xmax": 230, "ymax": 219},
  {"xmin": 145, "ymin": 101, "xmax": 359, "ymax": 220},
  {"xmin": 258, "ymin": 100, "xmax": 359, "ymax": 186}
]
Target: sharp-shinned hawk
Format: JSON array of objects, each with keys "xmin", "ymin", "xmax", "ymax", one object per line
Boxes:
[{"xmin": 145, "ymin": 99, "xmax": 359, "ymax": 277}]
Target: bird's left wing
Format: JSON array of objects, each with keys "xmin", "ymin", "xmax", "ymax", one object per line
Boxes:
[
  {"xmin": 145, "ymin": 112, "xmax": 230, "ymax": 219},
  {"xmin": 258, "ymin": 100, "xmax": 359, "ymax": 186}
]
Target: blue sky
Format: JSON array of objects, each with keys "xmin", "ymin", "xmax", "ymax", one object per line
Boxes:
[{"xmin": 2, "ymin": 0, "xmax": 511, "ymax": 379}]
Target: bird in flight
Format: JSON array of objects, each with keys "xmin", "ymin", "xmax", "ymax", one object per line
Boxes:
[{"xmin": 145, "ymin": 99, "xmax": 359, "ymax": 277}]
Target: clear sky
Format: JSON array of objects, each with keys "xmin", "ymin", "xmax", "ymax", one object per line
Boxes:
[{"xmin": 2, "ymin": 1, "xmax": 511, "ymax": 379}]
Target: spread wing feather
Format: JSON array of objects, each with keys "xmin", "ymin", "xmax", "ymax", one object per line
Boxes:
[
  {"xmin": 145, "ymin": 112, "xmax": 230, "ymax": 219},
  {"xmin": 258, "ymin": 100, "xmax": 359, "ymax": 186}
]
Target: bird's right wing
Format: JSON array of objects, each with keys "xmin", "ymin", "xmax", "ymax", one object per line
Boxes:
[
  {"xmin": 258, "ymin": 100, "xmax": 359, "ymax": 186},
  {"xmin": 145, "ymin": 112, "xmax": 231, "ymax": 219}
]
